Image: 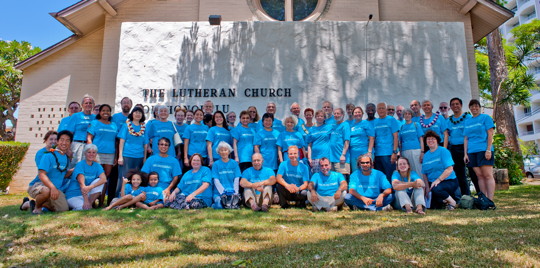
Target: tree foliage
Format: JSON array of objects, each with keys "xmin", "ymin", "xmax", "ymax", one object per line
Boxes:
[{"xmin": 0, "ymin": 40, "xmax": 41, "ymax": 141}]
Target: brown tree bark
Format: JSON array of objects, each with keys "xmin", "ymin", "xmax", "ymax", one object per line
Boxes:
[{"xmin": 486, "ymin": 29, "xmax": 521, "ymax": 153}]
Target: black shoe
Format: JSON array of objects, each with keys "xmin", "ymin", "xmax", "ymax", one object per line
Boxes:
[
  {"xmin": 20, "ymin": 197, "xmax": 29, "ymax": 211},
  {"xmin": 29, "ymin": 200, "xmax": 36, "ymax": 213}
]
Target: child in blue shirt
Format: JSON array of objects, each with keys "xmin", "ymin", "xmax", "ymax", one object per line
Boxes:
[
  {"xmin": 103, "ymin": 171, "xmax": 148, "ymax": 210},
  {"xmin": 136, "ymin": 172, "xmax": 164, "ymax": 210}
]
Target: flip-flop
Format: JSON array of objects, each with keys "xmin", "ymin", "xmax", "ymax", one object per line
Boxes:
[
  {"xmin": 29, "ymin": 200, "xmax": 38, "ymax": 214},
  {"xmin": 19, "ymin": 197, "xmax": 29, "ymax": 211}
]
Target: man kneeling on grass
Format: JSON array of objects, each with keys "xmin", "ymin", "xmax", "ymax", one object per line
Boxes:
[
  {"xmin": 22, "ymin": 130, "xmax": 74, "ymax": 214},
  {"xmin": 240, "ymin": 153, "xmax": 276, "ymax": 212},
  {"xmin": 308, "ymin": 158, "xmax": 347, "ymax": 212},
  {"xmin": 345, "ymin": 155, "xmax": 394, "ymax": 211},
  {"xmin": 275, "ymin": 146, "xmax": 310, "ymax": 208}
]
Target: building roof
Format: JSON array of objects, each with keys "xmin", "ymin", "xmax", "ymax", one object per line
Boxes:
[{"xmin": 15, "ymin": 0, "xmax": 513, "ymax": 70}]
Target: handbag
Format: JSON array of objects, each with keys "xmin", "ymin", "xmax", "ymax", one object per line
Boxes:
[
  {"xmin": 171, "ymin": 122, "xmax": 183, "ymax": 146},
  {"xmin": 473, "ymin": 192, "xmax": 496, "ymax": 210}
]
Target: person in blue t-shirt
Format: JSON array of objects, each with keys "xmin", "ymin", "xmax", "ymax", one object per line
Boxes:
[
  {"xmin": 57, "ymin": 101, "xmax": 81, "ymax": 132},
  {"xmin": 211, "ymin": 142, "xmax": 242, "ymax": 209},
  {"xmin": 117, "ymin": 106, "xmax": 147, "ymax": 194},
  {"xmin": 308, "ymin": 158, "xmax": 347, "ymax": 212},
  {"xmin": 25, "ymin": 130, "xmax": 74, "ymax": 214},
  {"xmin": 398, "ymin": 109, "xmax": 425, "ymax": 177},
  {"xmin": 254, "ymin": 113, "xmax": 280, "ymax": 171},
  {"xmin": 419, "ymin": 100, "xmax": 448, "ymax": 147},
  {"xmin": 349, "ymin": 107, "xmax": 375, "ymax": 173},
  {"xmin": 232, "ymin": 111, "xmax": 256, "ymax": 171},
  {"xmin": 344, "ymin": 155, "xmax": 394, "ymax": 211},
  {"xmin": 104, "ymin": 170, "xmax": 148, "ymax": 211},
  {"xmin": 167, "ymin": 154, "xmax": 213, "ymax": 209},
  {"xmin": 257, "ymin": 102, "xmax": 284, "ymax": 132},
  {"xmin": 240, "ymin": 153, "xmax": 276, "ymax": 212},
  {"xmin": 141, "ymin": 137, "xmax": 182, "ymax": 200},
  {"xmin": 145, "ymin": 104, "xmax": 176, "ymax": 157},
  {"xmin": 65, "ymin": 144, "xmax": 107, "ymax": 211},
  {"xmin": 322, "ymin": 100, "xmax": 336, "ymax": 125},
  {"xmin": 307, "ymin": 110, "xmax": 333, "ymax": 174},
  {"xmin": 111, "ymin": 97, "xmax": 132, "ymax": 129},
  {"xmin": 34, "ymin": 131, "xmax": 57, "ymax": 170},
  {"xmin": 373, "ymin": 103, "xmax": 399, "ymax": 181},
  {"xmin": 392, "ymin": 157, "xmax": 426, "ymax": 214},
  {"xmin": 173, "ymin": 107, "xmax": 188, "ymax": 169},
  {"xmin": 422, "ymin": 131, "xmax": 458, "ymax": 210},
  {"xmin": 136, "ymin": 172, "xmax": 164, "ymax": 210},
  {"xmin": 290, "ymin": 102, "xmax": 305, "ymax": 132},
  {"xmin": 183, "ymin": 109, "xmax": 210, "ymax": 166},
  {"xmin": 329, "ymin": 108, "xmax": 351, "ymax": 178},
  {"xmin": 65, "ymin": 95, "xmax": 96, "ymax": 168},
  {"xmin": 277, "ymin": 115, "xmax": 306, "ymax": 163},
  {"xmin": 206, "ymin": 111, "xmax": 232, "ymax": 165},
  {"xmin": 276, "ymin": 146, "xmax": 310, "ymax": 208},
  {"xmin": 464, "ymin": 99, "xmax": 496, "ymax": 201}
]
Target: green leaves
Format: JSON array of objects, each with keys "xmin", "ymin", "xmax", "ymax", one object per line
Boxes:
[{"xmin": 0, "ymin": 141, "xmax": 30, "ymax": 190}]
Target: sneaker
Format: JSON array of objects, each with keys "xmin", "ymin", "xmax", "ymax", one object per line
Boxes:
[
  {"xmin": 328, "ymin": 206, "xmax": 338, "ymax": 212},
  {"xmin": 382, "ymin": 204, "xmax": 393, "ymax": 211},
  {"xmin": 261, "ymin": 204, "xmax": 269, "ymax": 212}
]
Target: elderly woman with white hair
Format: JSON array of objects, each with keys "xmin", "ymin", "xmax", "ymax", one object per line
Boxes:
[
  {"xmin": 277, "ymin": 115, "xmax": 306, "ymax": 163},
  {"xmin": 64, "ymin": 144, "xmax": 107, "ymax": 210},
  {"xmin": 146, "ymin": 104, "xmax": 176, "ymax": 157},
  {"xmin": 211, "ymin": 141, "xmax": 242, "ymax": 209}
]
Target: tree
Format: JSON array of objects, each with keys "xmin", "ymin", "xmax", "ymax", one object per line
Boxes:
[{"xmin": 0, "ymin": 40, "xmax": 41, "ymax": 141}]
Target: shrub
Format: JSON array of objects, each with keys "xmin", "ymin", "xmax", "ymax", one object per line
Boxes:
[
  {"xmin": 493, "ymin": 133, "xmax": 522, "ymax": 185},
  {"xmin": 0, "ymin": 141, "xmax": 30, "ymax": 191}
]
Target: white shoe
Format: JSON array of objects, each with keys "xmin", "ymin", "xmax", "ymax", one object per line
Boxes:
[{"xmin": 382, "ymin": 204, "xmax": 393, "ymax": 211}]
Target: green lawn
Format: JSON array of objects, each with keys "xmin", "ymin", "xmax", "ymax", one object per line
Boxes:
[{"xmin": 1, "ymin": 185, "xmax": 539, "ymax": 267}]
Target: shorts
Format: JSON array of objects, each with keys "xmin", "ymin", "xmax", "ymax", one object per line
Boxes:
[
  {"xmin": 27, "ymin": 182, "xmax": 69, "ymax": 212},
  {"xmin": 332, "ymin": 162, "xmax": 351, "ymax": 175},
  {"xmin": 98, "ymin": 153, "xmax": 115, "ymax": 165},
  {"xmin": 467, "ymin": 151, "xmax": 494, "ymax": 168}
]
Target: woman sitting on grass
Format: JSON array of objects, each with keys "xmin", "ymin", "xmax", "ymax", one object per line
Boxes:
[
  {"xmin": 392, "ymin": 157, "xmax": 425, "ymax": 214},
  {"xmin": 167, "ymin": 154, "xmax": 213, "ymax": 209},
  {"xmin": 136, "ymin": 172, "xmax": 164, "ymax": 210},
  {"xmin": 103, "ymin": 170, "xmax": 147, "ymax": 211}
]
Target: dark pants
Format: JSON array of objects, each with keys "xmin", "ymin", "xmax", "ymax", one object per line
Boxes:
[
  {"xmin": 276, "ymin": 184, "xmax": 307, "ymax": 208},
  {"xmin": 450, "ymin": 144, "xmax": 479, "ymax": 195},
  {"xmin": 116, "ymin": 157, "xmax": 144, "ymax": 197},
  {"xmin": 374, "ymin": 155, "xmax": 395, "ymax": 182},
  {"xmin": 430, "ymin": 179, "xmax": 458, "ymax": 209}
]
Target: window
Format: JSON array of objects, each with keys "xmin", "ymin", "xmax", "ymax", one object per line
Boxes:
[{"xmin": 252, "ymin": 0, "xmax": 328, "ymax": 21}]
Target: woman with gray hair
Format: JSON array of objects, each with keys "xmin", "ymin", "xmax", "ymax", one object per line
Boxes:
[
  {"xmin": 146, "ymin": 104, "xmax": 176, "ymax": 157},
  {"xmin": 64, "ymin": 144, "xmax": 107, "ymax": 210},
  {"xmin": 398, "ymin": 109, "xmax": 425, "ymax": 176},
  {"xmin": 211, "ymin": 141, "xmax": 242, "ymax": 209},
  {"xmin": 277, "ymin": 115, "xmax": 306, "ymax": 163}
]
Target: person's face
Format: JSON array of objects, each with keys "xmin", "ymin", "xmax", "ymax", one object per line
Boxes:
[
  {"xmin": 148, "ymin": 175, "xmax": 159, "ymax": 187},
  {"xmin": 346, "ymin": 106, "xmax": 355, "ymax": 117},
  {"xmin": 85, "ymin": 149, "xmax": 97, "ymax": 162},
  {"xmin": 290, "ymin": 104, "xmax": 300, "ymax": 116},
  {"xmin": 396, "ymin": 106, "xmax": 404, "ymax": 118},
  {"xmin": 218, "ymin": 147, "xmax": 230, "ymax": 159},
  {"xmin": 240, "ymin": 114, "xmax": 251, "ymax": 126},
  {"xmin": 57, "ymin": 134, "xmax": 71, "ymax": 152},
  {"xmin": 288, "ymin": 148, "xmax": 299, "ymax": 162},
  {"xmin": 248, "ymin": 107, "xmax": 257, "ymax": 120},
  {"xmin": 158, "ymin": 140, "xmax": 170, "ymax": 154},
  {"xmin": 227, "ymin": 113, "xmax": 236, "ymax": 125},
  {"xmin": 322, "ymin": 102, "xmax": 332, "ymax": 114},
  {"xmin": 82, "ymin": 98, "xmax": 94, "ymax": 113},
  {"xmin": 305, "ymin": 111, "xmax": 313, "ymax": 121},
  {"xmin": 203, "ymin": 102, "xmax": 213, "ymax": 113},
  {"xmin": 131, "ymin": 175, "xmax": 142, "ymax": 188},
  {"xmin": 359, "ymin": 157, "xmax": 372, "ymax": 172},
  {"xmin": 397, "ymin": 158, "xmax": 409, "ymax": 172},
  {"xmin": 186, "ymin": 111, "xmax": 194, "ymax": 122},
  {"xmin": 315, "ymin": 112, "xmax": 325, "ymax": 124},
  {"xmin": 422, "ymin": 102, "xmax": 433, "ymax": 114},
  {"xmin": 404, "ymin": 111, "xmax": 413, "ymax": 121},
  {"xmin": 439, "ymin": 102, "xmax": 449, "ymax": 114},
  {"xmin": 377, "ymin": 104, "xmax": 387, "ymax": 117},
  {"xmin": 450, "ymin": 100, "xmax": 462, "ymax": 114},
  {"xmin": 263, "ymin": 117, "xmax": 273, "ymax": 128},
  {"xmin": 410, "ymin": 101, "xmax": 420, "ymax": 113},
  {"xmin": 366, "ymin": 105, "xmax": 376, "ymax": 119},
  {"xmin": 252, "ymin": 154, "xmax": 263, "ymax": 170},
  {"xmin": 191, "ymin": 156, "xmax": 202, "ymax": 169},
  {"xmin": 319, "ymin": 159, "xmax": 331, "ymax": 176},
  {"xmin": 92, "ymin": 105, "xmax": 100, "ymax": 115},
  {"xmin": 45, "ymin": 134, "xmax": 57, "ymax": 148},
  {"xmin": 133, "ymin": 111, "xmax": 143, "ymax": 121},
  {"xmin": 121, "ymin": 99, "xmax": 132, "ymax": 113},
  {"xmin": 68, "ymin": 103, "xmax": 81, "ymax": 115},
  {"xmin": 175, "ymin": 111, "xmax": 185, "ymax": 124},
  {"xmin": 99, "ymin": 106, "xmax": 111, "ymax": 120},
  {"xmin": 285, "ymin": 118, "xmax": 295, "ymax": 131},
  {"xmin": 194, "ymin": 111, "xmax": 204, "ymax": 123},
  {"xmin": 387, "ymin": 105, "xmax": 395, "ymax": 116},
  {"xmin": 426, "ymin": 136, "xmax": 438, "ymax": 149},
  {"xmin": 469, "ymin": 103, "xmax": 481, "ymax": 116},
  {"xmin": 158, "ymin": 108, "xmax": 169, "ymax": 120},
  {"xmin": 353, "ymin": 108, "xmax": 363, "ymax": 120},
  {"xmin": 214, "ymin": 113, "xmax": 224, "ymax": 126},
  {"xmin": 333, "ymin": 109, "xmax": 344, "ymax": 122},
  {"xmin": 266, "ymin": 103, "xmax": 276, "ymax": 114}
]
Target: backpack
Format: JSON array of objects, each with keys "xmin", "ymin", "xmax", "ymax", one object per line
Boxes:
[
  {"xmin": 473, "ymin": 192, "xmax": 496, "ymax": 210},
  {"xmin": 459, "ymin": 195, "xmax": 474, "ymax": 209}
]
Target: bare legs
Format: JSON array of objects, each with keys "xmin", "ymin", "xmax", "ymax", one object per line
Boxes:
[{"xmin": 473, "ymin": 165, "xmax": 495, "ymax": 200}]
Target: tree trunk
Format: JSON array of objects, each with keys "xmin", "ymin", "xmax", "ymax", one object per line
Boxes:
[{"xmin": 486, "ymin": 29, "xmax": 522, "ymax": 153}]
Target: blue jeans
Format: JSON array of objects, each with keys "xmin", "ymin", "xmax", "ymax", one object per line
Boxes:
[
  {"xmin": 430, "ymin": 179, "xmax": 458, "ymax": 208},
  {"xmin": 345, "ymin": 193, "xmax": 394, "ymax": 211},
  {"xmin": 374, "ymin": 155, "xmax": 395, "ymax": 182}
]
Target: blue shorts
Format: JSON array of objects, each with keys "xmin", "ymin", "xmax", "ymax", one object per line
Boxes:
[{"xmin": 467, "ymin": 151, "xmax": 494, "ymax": 167}]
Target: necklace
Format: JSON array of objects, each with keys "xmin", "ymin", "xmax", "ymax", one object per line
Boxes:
[
  {"xmin": 127, "ymin": 119, "xmax": 145, "ymax": 136},
  {"xmin": 420, "ymin": 111, "xmax": 440, "ymax": 128},
  {"xmin": 449, "ymin": 112, "xmax": 470, "ymax": 125}
]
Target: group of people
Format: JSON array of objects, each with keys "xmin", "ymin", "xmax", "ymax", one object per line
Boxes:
[{"xmin": 19, "ymin": 95, "xmax": 495, "ymax": 215}]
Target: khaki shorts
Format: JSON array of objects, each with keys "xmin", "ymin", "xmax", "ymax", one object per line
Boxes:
[
  {"xmin": 332, "ymin": 162, "xmax": 351, "ymax": 175},
  {"xmin": 27, "ymin": 182, "xmax": 69, "ymax": 212}
]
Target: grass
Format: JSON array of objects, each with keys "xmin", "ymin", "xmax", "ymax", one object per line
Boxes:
[{"xmin": 1, "ymin": 185, "xmax": 539, "ymax": 267}]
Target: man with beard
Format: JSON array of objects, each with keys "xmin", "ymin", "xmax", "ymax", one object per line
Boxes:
[{"xmin": 112, "ymin": 97, "xmax": 133, "ymax": 129}]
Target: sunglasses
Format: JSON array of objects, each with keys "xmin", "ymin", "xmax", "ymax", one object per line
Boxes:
[{"xmin": 440, "ymin": 107, "xmax": 448, "ymax": 110}]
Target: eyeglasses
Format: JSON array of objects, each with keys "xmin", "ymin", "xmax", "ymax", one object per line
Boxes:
[
  {"xmin": 387, "ymin": 109, "xmax": 395, "ymax": 111},
  {"xmin": 360, "ymin": 161, "xmax": 371, "ymax": 164},
  {"xmin": 439, "ymin": 107, "xmax": 448, "ymax": 110}
]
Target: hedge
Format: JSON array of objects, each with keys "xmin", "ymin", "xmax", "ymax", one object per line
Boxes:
[{"xmin": 0, "ymin": 141, "xmax": 30, "ymax": 191}]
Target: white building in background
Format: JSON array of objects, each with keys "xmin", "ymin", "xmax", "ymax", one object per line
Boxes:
[{"xmin": 502, "ymin": 0, "xmax": 540, "ymax": 147}]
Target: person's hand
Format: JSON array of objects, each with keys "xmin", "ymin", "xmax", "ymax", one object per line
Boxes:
[
  {"xmin": 286, "ymin": 184, "xmax": 298, "ymax": 193},
  {"xmin": 309, "ymin": 158, "xmax": 313, "ymax": 166},
  {"xmin": 415, "ymin": 180, "xmax": 424, "ymax": 188},
  {"xmin": 147, "ymin": 147, "xmax": 153, "ymax": 154},
  {"xmin": 208, "ymin": 159, "xmax": 214, "ymax": 167},
  {"xmin": 163, "ymin": 189, "xmax": 171, "ymax": 200},
  {"xmin": 168, "ymin": 192, "xmax": 177, "ymax": 202},
  {"xmin": 140, "ymin": 192, "xmax": 147, "ymax": 201},
  {"xmin": 361, "ymin": 196, "xmax": 374, "ymax": 206},
  {"xmin": 122, "ymin": 177, "xmax": 129, "ymax": 185},
  {"xmin": 485, "ymin": 151, "xmax": 492, "ymax": 160},
  {"xmin": 375, "ymin": 195, "xmax": 384, "ymax": 207},
  {"xmin": 186, "ymin": 194, "xmax": 195, "ymax": 202},
  {"xmin": 50, "ymin": 187, "xmax": 60, "ymax": 200},
  {"xmin": 431, "ymin": 179, "xmax": 441, "ymax": 189},
  {"xmin": 391, "ymin": 153, "xmax": 397, "ymax": 164},
  {"xmin": 334, "ymin": 191, "xmax": 341, "ymax": 200},
  {"xmin": 184, "ymin": 158, "xmax": 190, "ymax": 167},
  {"xmin": 464, "ymin": 154, "xmax": 469, "ymax": 164},
  {"xmin": 117, "ymin": 156, "xmax": 124, "ymax": 166},
  {"xmin": 311, "ymin": 192, "xmax": 319, "ymax": 202},
  {"xmin": 340, "ymin": 155, "xmax": 346, "ymax": 164},
  {"xmin": 81, "ymin": 185, "xmax": 92, "ymax": 195}
]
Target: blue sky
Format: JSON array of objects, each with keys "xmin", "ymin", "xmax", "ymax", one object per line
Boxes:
[{"xmin": 0, "ymin": 0, "xmax": 81, "ymax": 49}]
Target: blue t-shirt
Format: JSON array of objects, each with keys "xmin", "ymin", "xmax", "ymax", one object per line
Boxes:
[
  {"xmin": 325, "ymin": 115, "xmax": 336, "ymax": 125},
  {"xmin": 183, "ymin": 123, "xmax": 209, "ymax": 157},
  {"xmin": 66, "ymin": 112, "xmax": 96, "ymax": 141},
  {"xmin": 124, "ymin": 183, "xmax": 144, "ymax": 196},
  {"xmin": 29, "ymin": 151, "xmax": 70, "ymax": 190},
  {"xmin": 146, "ymin": 120, "xmax": 176, "ymax": 156},
  {"xmin": 307, "ymin": 124, "xmax": 333, "ymax": 159},
  {"xmin": 177, "ymin": 166, "xmax": 213, "ymax": 201},
  {"xmin": 231, "ymin": 125, "xmax": 255, "ymax": 163},
  {"xmin": 463, "ymin": 114, "xmax": 495, "ymax": 153},
  {"xmin": 241, "ymin": 167, "xmax": 275, "ymax": 194},
  {"xmin": 276, "ymin": 130, "xmax": 305, "ymax": 161},
  {"xmin": 419, "ymin": 114, "xmax": 447, "ymax": 139},
  {"xmin": 329, "ymin": 121, "xmax": 351, "ymax": 163},
  {"xmin": 206, "ymin": 126, "xmax": 232, "ymax": 159},
  {"xmin": 141, "ymin": 154, "xmax": 182, "ymax": 190},
  {"xmin": 391, "ymin": 170, "xmax": 422, "ymax": 183},
  {"xmin": 310, "ymin": 171, "xmax": 345, "ymax": 197},
  {"xmin": 349, "ymin": 169, "xmax": 392, "ymax": 199},
  {"xmin": 373, "ymin": 116, "xmax": 399, "ymax": 156},
  {"xmin": 117, "ymin": 122, "xmax": 147, "ymax": 158},
  {"xmin": 294, "ymin": 117, "xmax": 306, "ymax": 132},
  {"xmin": 349, "ymin": 120, "xmax": 375, "ymax": 161},
  {"xmin": 112, "ymin": 113, "xmax": 128, "ymax": 130},
  {"xmin": 277, "ymin": 160, "xmax": 310, "ymax": 187},
  {"xmin": 254, "ymin": 128, "xmax": 280, "ymax": 170},
  {"xmin": 87, "ymin": 120, "xmax": 118, "ymax": 154},
  {"xmin": 211, "ymin": 159, "xmax": 241, "ymax": 194},
  {"xmin": 422, "ymin": 146, "xmax": 456, "ymax": 182},
  {"xmin": 35, "ymin": 147, "xmax": 48, "ymax": 169},
  {"xmin": 57, "ymin": 116, "xmax": 72, "ymax": 132},
  {"xmin": 173, "ymin": 123, "xmax": 187, "ymax": 141},
  {"xmin": 448, "ymin": 113, "xmax": 472, "ymax": 146},
  {"xmin": 65, "ymin": 160, "xmax": 104, "ymax": 199},
  {"xmin": 144, "ymin": 185, "xmax": 164, "ymax": 204},
  {"xmin": 399, "ymin": 122, "xmax": 424, "ymax": 151}
]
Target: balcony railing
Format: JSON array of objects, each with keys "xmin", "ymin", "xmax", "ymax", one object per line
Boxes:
[
  {"xmin": 517, "ymin": 107, "xmax": 540, "ymax": 122},
  {"xmin": 521, "ymin": 130, "xmax": 535, "ymax": 136}
]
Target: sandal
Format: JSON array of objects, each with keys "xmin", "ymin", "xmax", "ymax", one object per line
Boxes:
[
  {"xmin": 415, "ymin": 208, "xmax": 425, "ymax": 215},
  {"xmin": 19, "ymin": 197, "xmax": 29, "ymax": 211},
  {"xmin": 446, "ymin": 204, "xmax": 456, "ymax": 211}
]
